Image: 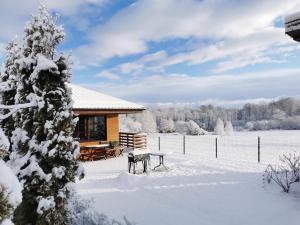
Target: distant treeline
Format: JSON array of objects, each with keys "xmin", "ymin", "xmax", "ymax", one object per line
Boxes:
[{"xmin": 120, "ymin": 97, "xmax": 300, "ymax": 133}]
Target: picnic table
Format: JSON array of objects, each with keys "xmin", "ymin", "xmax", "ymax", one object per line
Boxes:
[
  {"xmin": 80, "ymin": 144, "xmax": 109, "ymax": 161},
  {"xmin": 128, "ymin": 151, "xmax": 168, "ymax": 174}
]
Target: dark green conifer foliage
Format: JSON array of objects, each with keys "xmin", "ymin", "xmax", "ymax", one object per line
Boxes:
[{"xmin": 10, "ymin": 6, "xmax": 83, "ymax": 225}]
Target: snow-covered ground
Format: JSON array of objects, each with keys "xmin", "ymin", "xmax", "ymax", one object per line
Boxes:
[{"xmin": 77, "ymin": 131, "xmax": 300, "ymax": 225}]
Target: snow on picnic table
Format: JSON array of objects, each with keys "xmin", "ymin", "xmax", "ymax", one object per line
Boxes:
[{"xmin": 77, "ymin": 131, "xmax": 300, "ymax": 225}]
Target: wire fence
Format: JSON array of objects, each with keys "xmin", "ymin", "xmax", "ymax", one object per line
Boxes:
[{"xmin": 147, "ymin": 131, "xmax": 300, "ymax": 165}]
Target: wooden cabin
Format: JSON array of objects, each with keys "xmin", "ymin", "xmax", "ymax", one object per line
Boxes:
[{"xmin": 70, "ymin": 84, "xmax": 145, "ymax": 160}]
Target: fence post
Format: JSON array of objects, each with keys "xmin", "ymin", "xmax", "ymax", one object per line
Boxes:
[
  {"xmin": 215, "ymin": 137, "xmax": 218, "ymax": 158},
  {"xmin": 258, "ymin": 136, "xmax": 260, "ymax": 163},
  {"xmin": 183, "ymin": 135, "xmax": 186, "ymax": 155},
  {"xmin": 158, "ymin": 136, "xmax": 161, "ymax": 151}
]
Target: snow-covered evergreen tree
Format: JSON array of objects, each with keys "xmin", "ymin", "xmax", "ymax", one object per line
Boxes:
[
  {"xmin": 214, "ymin": 118, "xmax": 225, "ymax": 135},
  {"xmin": 8, "ymin": 5, "xmax": 83, "ymax": 225},
  {"xmin": 224, "ymin": 120, "xmax": 234, "ymax": 135}
]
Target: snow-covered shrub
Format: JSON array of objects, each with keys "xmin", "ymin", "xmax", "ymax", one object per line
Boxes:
[
  {"xmin": 224, "ymin": 121, "xmax": 234, "ymax": 135},
  {"xmin": 175, "ymin": 120, "xmax": 207, "ymax": 135},
  {"xmin": 214, "ymin": 118, "xmax": 224, "ymax": 135},
  {"xmin": 263, "ymin": 154, "xmax": 300, "ymax": 193},
  {"xmin": 0, "ymin": 160, "xmax": 22, "ymax": 225},
  {"xmin": 68, "ymin": 193, "xmax": 134, "ymax": 225},
  {"xmin": 187, "ymin": 120, "xmax": 207, "ymax": 135},
  {"xmin": 159, "ymin": 118, "xmax": 174, "ymax": 133}
]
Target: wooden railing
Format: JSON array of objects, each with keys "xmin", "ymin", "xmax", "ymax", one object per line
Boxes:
[{"xmin": 119, "ymin": 132, "xmax": 147, "ymax": 150}]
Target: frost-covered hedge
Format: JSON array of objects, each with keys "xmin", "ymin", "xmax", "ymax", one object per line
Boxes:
[{"xmin": 175, "ymin": 120, "xmax": 207, "ymax": 135}]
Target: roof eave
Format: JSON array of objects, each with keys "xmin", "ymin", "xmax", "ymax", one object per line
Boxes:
[{"xmin": 73, "ymin": 108, "xmax": 145, "ymax": 115}]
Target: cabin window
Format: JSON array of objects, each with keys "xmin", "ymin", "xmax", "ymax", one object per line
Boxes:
[{"xmin": 76, "ymin": 115, "xmax": 106, "ymax": 141}]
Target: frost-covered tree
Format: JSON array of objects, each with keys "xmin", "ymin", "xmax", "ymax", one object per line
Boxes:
[
  {"xmin": 141, "ymin": 110, "xmax": 157, "ymax": 133},
  {"xmin": 224, "ymin": 120, "xmax": 233, "ymax": 135},
  {"xmin": 175, "ymin": 120, "xmax": 207, "ymax": 135},
  {"xmin": 159, "ymin": 118, "xmax": 174, "ymax": 133},
  {"xmin": 7, "ymin": 6, "xmax": 83, "ymax": 225},
  {"xmin": 120, "ymin": 116, "xmax": 142, "ymax": 133},
  {"xmin": 214, "ymin": 118, "xmax": 224, "ymax": 135},
  {"xmin": 186, "ymin": 120, "xmax": 207, "ymax": 135}
]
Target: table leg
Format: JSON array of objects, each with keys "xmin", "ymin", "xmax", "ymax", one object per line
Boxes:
[
  {"xmin": 128, "ymin": 162, "xmax": 131, "ymax": 173},
  {"xmin": 133, "ymin": 163, "xmax": 136, "ymax": 174}
]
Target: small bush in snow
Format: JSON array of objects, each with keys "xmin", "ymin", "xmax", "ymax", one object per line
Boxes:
[
  {"xmin": 68, "ymin": 194, "xmax": 135, "ymax": 225},
  {"xmin": 263, "ymin": 154, "xmax": 300, "ymax": 193}
]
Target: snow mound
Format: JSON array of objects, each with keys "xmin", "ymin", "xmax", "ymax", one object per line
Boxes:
[
  {"xmin": 0, "ymin": 160, "xmax": 22, "ymax": 208},
  {"xmin": 0, "ymin": 219, "xmax": 14, "ymax": 225},
  {"xmin": 115, "ymin": 171, "xmax": 143, "ymax": 187}
]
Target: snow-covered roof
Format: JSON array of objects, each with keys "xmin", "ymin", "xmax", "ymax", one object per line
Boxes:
[
  {"xmin": 285, "ymin": 11, "xmax": 300, "ymax": 42},
  {"xmin": 70, "ymin": 84, "xmax": 145, "ymax": 111},
  {"xmin": 285, "ymin": 11, "xmax": 300, "ymax": 24}
]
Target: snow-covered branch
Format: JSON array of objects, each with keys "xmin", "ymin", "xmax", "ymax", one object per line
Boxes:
[
  {"xmin": 0, "ymin": 102, "xmax": 34, "ymax": 110},
  {"xmin": 0, "ymin": 102, "xmax": 35, "ymax": 120}
]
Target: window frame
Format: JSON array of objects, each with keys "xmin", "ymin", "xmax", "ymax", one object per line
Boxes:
[{"xmin": 76, "ymin": 115, "xmax": 107, "ymax": 141}]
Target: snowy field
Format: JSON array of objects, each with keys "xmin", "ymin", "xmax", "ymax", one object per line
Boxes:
[
  {"xmin": 149, "ymin": 130, "xmax": 300, "ymax": 165},
  {"xmin": 77, "ymin": 131, "xmax": 300, "ymax": 225}
]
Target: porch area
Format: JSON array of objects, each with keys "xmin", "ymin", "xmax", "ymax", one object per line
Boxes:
[{"xmin": 79, "ymin": 132, "xmax": 148, "ymax": 161}]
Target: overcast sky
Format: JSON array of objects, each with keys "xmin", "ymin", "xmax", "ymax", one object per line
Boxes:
[{"xmin": 1, "ymin": 0, "xmax": 300, "ymax": 107}]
